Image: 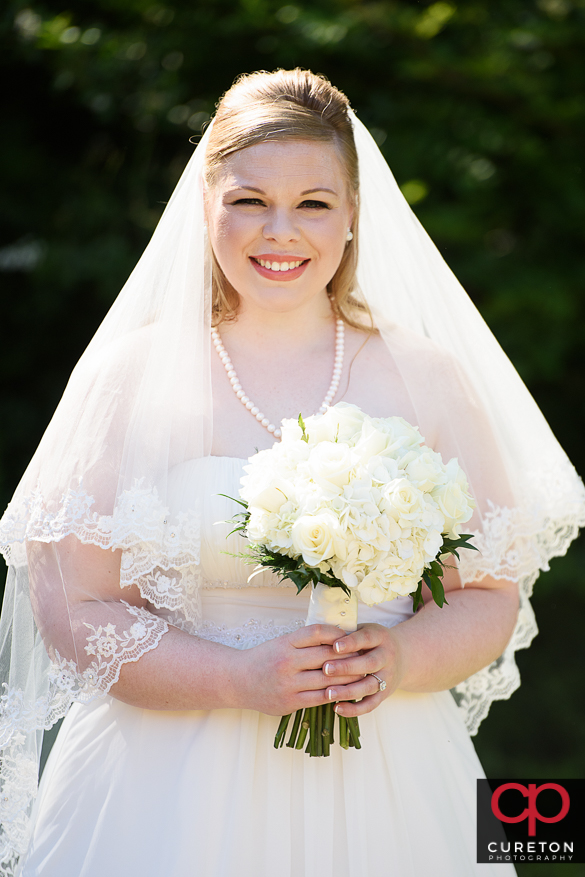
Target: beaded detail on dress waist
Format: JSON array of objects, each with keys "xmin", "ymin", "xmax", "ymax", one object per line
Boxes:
[{"xmin": 200, "ymin": 576, "xmax": 292, "ymax": 589}]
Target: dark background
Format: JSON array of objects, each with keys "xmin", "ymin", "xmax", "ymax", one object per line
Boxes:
[{"xmin": 1, "ymin": 2, "xmax": 584, "ymax": 873}]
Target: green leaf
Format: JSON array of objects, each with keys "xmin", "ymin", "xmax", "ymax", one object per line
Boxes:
[
  {"xmin": 411, "ymin": 580, "xmax": 424, "ymax": 612},
  {"xmin": 298, "ymin": 413, "xmax": 309, "ymax": 443},
  {"xmin": 441, "ymin": 533, "xmax": 478, "ymax": 554},
  {"xmin": 422, "ymin": 569, "xmax": 448, "ymax": 608},
  {"xmin": 217, "ymin": 493, "xmax": 249, "ymax": 509}
]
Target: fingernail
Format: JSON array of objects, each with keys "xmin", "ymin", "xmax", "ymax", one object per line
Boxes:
[
  {"xmin": 334, "ymin": 641, "xmax": 345, "ymax": 654},
  {"xmin": 324, "ymin": 662, "xmax": 334, "ymax": 676},
  {"xmin": 334, "ymin": 704, "xmax": 341, "ymax": 714},
  {"xmin": 328, "ymin": 688, "xmax": 336, "ymax": 701}
]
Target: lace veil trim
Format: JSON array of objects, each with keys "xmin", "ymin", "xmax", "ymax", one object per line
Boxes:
[
  {"xmin": 454, "ymin": 490, "xmax": 585, "ymax": 734},
  {"xmin": 0, "ymin": 603, "xmax": 167, "ymax": 874},
  {"xmin": 0, "ymin": 476, "xmax": 583, "ymax": 872},
  {"xmin": 0, "ymin": 482, "xmax": 200, "ymax": 573},
  {"xmin": 2, "ymin": 481, "xmax": 585, "ymax": 739}
]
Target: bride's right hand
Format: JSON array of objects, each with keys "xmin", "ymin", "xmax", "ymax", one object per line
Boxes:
[{"xmin": 231, "ymin": 624, "xmax": 362, "ymax": 716}]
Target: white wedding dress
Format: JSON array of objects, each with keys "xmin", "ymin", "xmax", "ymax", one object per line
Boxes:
[{"xmin": 20, "ymin": 457, "xmax": 516, "ymax": 877}]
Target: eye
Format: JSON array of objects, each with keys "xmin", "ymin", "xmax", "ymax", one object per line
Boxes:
[
  {"xmin": 299, "ymin": 200, "xmax": 331, "ymax": 210},
  {"xmin": 231, "ymin": 198, "xmax": 265, "ymax": 206}
]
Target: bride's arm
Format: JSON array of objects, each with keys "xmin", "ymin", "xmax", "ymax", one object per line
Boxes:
[
  {"xmin": 319, "ymin": 328, "xmax": 521, "ymax": 714},
  {"xmin": 28, "ymin": 536, "xmax": 516, "ymax": 716},
  {"xmin": 319, "ymin": 567, "xmax": 519, "ymax": 716},
  {"xmin": 118, "ymin": 620, "xmax": 353, "ymax": 714},
  {"xmin": 27, "ymin": 536, "xmax": 356, "ymax": 714}
]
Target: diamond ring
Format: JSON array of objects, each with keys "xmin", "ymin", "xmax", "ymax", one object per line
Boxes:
[{"xmin": 369, "ymin": 673, "xmax": 387, "ymax": 692}]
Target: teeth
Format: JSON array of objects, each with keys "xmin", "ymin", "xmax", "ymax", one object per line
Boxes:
[{"xmin": 256, "ymin": 259, "xmax": 304, "ymax": 272}]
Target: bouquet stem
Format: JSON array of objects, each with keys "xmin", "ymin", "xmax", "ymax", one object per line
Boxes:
[
  {"xmin": 278, "ymin": 704, "xmax": 359, "ymax": 755},
  {"xmin": 285, "ymin": 709, "xmax": 303, "ymax": 748},
  {"xmin": 347, "ymin": 715, "xmax": 361, "ymax": 749},
  {"xmin": 274, "ymin": 713, "xmax": 291, "ymax": 748},
  {"xmin": 273, "ymin": 584, "xmax": 361, "ymax": 757},
  {"xmin": 295, "ymin": 710, "xmax": 310, "ymax": 750}
]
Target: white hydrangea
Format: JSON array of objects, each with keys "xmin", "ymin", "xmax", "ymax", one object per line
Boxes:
[{"xmin": 239, "ymin": 403, "xmax": 476, "ymax": 606}]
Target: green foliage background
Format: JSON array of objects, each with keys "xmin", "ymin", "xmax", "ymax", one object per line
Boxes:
[{"xmin": 1, "ymin": 0, "xmax": 584, "ymax": 870}]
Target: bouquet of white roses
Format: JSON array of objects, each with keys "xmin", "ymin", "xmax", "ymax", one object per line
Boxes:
[{"xmin": 226, "ymin": 402, "xmax": 476, "ymax": 756}]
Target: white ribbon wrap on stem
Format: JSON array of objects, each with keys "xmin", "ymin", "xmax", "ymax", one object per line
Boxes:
[{"xmin": 305, "ymin": 584, "xmax": 358, "ymax": 633}]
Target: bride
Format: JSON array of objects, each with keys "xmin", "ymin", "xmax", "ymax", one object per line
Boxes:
[{"xmin": 1, "ymin": 69, "xmax": 583, "ymax": 877}]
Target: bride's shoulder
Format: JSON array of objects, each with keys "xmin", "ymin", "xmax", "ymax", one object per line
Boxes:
[
  {"xmin": 74, "ymin": 324, "xmax": 159, "ymax": 387},
  {"xmin": 348, "ymin": 322, "xmax": 461, "ymax": 377},
  {"xmin": 345, "ymin": 321, "xmax": 478, "ymax": 435}
]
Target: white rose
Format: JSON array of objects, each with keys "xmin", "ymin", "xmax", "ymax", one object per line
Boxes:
[
  {"xmin": 291, "ymin": 512, "xmax": 344, "ymax": 567},
  {"xmin": 371, "ymin": 416, "xmax": 423, "ymax": 451},
  {"xmin": 295, "ymin": 410, "xmax": 338, "ymax": 445},
  {"xmin": 431, "ymin": 459, "xmax": 475, "ymax": 536},
  {"xmin": 279, "ymin": 417, "xmax": 304, "ymax": 442},
  {"xmin": 362, "ymin": 454, "xmax": 400, "ymax": 485},
  {"xmin": 353, "ymin": 420, "xmax": 390, "ymax": 461},
  {"xmin": 305, "ymin": 402, "xmax": 367, "ymax": 446},
  {"xmin": 246, "ymin": 508, "xmax": 271, "ymax": 543},
  {"xmin": 243, "ymin": 482, "xmax": 290, "ymax": 514},
  {"xmin": 381, "ymin": 478, "xmax": 426, "ymax": 526},
  {"xmin": 278, "ymin": 439, "xmax": 311, "ymax": 470},
  {"xmin": 401, "ymin": 449, "xmax": 446, "ymax": 492},
  {"xmin": 306, "ymin": 441, "xmax": 356, "ymax": 496},
  {"xmin": 241, "ymin": 451, "xmax": 298, "ymax": 513}
]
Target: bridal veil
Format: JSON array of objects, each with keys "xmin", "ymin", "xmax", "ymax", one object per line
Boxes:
[{"xmin": 0, "ymin": 93, "xmax": 583, "ymax": 874}]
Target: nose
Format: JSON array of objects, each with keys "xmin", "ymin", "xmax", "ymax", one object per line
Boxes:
[{"xmin": 262, "ymin": 207, "xmax": 300, "ymax": 243}]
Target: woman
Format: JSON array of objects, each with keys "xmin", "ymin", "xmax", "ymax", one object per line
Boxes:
[{"xmin": 1, "ymin": 69, "xmax": 583, "ymax": 877}]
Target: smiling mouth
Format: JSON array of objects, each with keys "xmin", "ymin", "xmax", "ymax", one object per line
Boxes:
[{"xmin": 251, "ymin": 257, "xmax": 309, "ymax": 273}]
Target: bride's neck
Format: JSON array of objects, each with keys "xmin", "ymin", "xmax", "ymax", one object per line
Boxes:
[{"xmin": 218, "ymin": 295, "xmax": 335, "ymax": 355}]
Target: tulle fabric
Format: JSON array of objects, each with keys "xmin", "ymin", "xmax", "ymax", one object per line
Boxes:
[
  {"xmin": 352, "ymin": 116, "xmax": 585, "ymax": 724},
  {"xmin": 20, "ymin": 458, "xmax": 514, "ymax": 877},
  {"xmin": 0, "ymin": 111, "xmax": 583, "ymax": 874},
  {"xmin": 22, "ymin": 694, "xmax": 510, "ymax": 877}
]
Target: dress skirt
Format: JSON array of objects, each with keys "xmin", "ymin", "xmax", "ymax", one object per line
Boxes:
[
  {"xmin": 19, "ymin": 457, "xmax": 516, "ymax": 876},
  {"xmin": 21, "ymin": 687, "xmax": 514, "ymax": 876}
]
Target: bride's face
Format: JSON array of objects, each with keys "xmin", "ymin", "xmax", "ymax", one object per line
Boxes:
[{"xmin": 205, "ymin": 139, "xmax": 354, "ymax": 315}]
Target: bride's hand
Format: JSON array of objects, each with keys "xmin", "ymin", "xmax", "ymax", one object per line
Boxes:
[
  {"xmin": 321, "ymin": 623, "xmax": 404, "ymax": 717},
  {"xmin": 234, "ymin": 624, "xmax": 364, "ymax": 716}
]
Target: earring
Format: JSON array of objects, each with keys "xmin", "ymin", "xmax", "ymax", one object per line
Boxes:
[{"xmin": 346, "ymin": 229, "xmax": 353, "ymax": 242}]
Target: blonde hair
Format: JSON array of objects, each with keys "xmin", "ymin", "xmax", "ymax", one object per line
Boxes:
[{"xmin": 204, "ymin": 69, "xmax": 371, "ymax": 329}]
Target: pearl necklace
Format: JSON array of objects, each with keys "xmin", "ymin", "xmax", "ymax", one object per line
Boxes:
[{"xmin": 211, "ymin": 319, "xmax": 345, "ymax": 439}]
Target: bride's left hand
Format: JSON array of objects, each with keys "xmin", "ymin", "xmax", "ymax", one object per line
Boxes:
[{"xmin": 323, "ymin": 623, "xmax": 403, "ymax": 716}]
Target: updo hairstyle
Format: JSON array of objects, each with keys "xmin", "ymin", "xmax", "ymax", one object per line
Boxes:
[{"xmin": 204, "ymin": 68, "xmax": 369, "ymax": 328}]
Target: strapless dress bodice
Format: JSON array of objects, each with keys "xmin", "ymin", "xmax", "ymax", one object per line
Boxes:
[{"xmin": 157, "ymin": 456, "xmax": 413, "ymax": 648}]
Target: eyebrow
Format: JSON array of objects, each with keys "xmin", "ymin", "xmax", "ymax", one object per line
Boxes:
[{"xmin": 230, "ymin": 185, "xmax": 339, "ymax": 196}]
